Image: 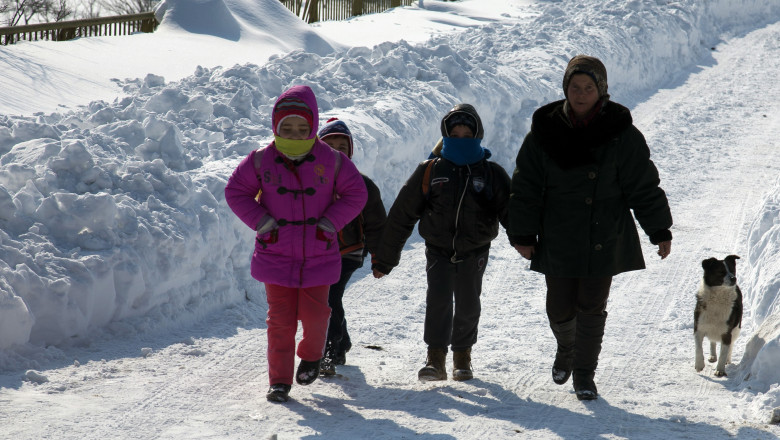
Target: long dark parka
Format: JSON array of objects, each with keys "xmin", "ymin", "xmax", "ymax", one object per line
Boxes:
[{"xmin": 508, "ymin": 99, "xmax": 673, "ymax": 277}]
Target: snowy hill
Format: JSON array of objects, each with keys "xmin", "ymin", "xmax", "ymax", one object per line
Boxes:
[{"xmin": 1, "ymin": 0, "xmax": 780, "ymax": 438}]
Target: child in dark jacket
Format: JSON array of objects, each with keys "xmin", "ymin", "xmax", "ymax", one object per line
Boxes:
[
  {"xmin": 373, "ymin": 104, "xmax": 511, "ymax": 382},
  {"xmin": 317, "ymin": 118, "xmax": 387, "ymax": 376},
  {"xmin": 224, "ymin": 86, "xmax": 367, "ymax": 403}
]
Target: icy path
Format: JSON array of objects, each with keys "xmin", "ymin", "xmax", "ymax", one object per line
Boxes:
[{"xmin": 2, "ymin": 23, "xmax": 780, "ymax": 440}]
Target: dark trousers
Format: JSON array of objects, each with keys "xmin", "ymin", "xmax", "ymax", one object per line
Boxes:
[
  {"xmin": 424, "ymin": 247, "xmax": 488, "ymax": 352},
  {"xmin": 545, "ymin": 276, "xmax": 612, "ymax": 324},
  {"xmin": 326, "ymin": 257, "xmax": 363, "ymax": 353},
  {"xmin": 545, "ymin": 276, "xmax": 612, "ymax": 377}
]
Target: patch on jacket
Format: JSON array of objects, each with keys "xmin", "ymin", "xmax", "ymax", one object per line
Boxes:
[
  {"xmin": 431, "ymin": 177, "xmax": 449, "ymax": 186},
  {"xmin": 472, "ymin": 176, "xmax": 486, "ymax": 193}
]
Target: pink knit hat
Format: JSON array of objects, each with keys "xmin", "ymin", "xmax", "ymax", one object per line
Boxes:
[{"xmin": 273, "ymin": 97, "xmax": 314, "ymax": 134}]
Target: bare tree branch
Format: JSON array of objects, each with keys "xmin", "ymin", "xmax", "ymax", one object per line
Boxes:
[
  {"xmin": 77, "ymin": 0, "xmax": 100, "ymax": 18},
  {"xmin": 99, "ymin": 0, "xmax": 157, "ymax": 15}
]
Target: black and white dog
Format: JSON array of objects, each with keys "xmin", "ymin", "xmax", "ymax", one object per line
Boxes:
[{"xmin": 694, "ymin": 255, "xmax": 743, "ymax": 377}]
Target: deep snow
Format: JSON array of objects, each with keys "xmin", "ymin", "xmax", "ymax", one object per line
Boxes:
[{"xmin": 1, "ymin": 0, "xmax": 780, "ymax": 438}]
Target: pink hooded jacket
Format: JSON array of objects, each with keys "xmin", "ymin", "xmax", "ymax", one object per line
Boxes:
[{"xmin": 225, "ymin": 85, "xmax": 368, "ymax": 287}]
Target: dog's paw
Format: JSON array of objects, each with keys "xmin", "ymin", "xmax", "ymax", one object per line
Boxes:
[
  {"xmin": 708, "ymin": 355, "xmax": 717, "ymax": 363},
  {"xmin": 714, "ymin": 370, "xmax": 728, "ymax": 377}
]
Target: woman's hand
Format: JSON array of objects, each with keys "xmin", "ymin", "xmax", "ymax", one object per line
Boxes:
[
  {"xmin": 513, "ymin": 244, "xmax": 535, "ymax": 260},
  {"xmin": 657, "ymin": 241, "xmax": 671, "ymax": 259}
]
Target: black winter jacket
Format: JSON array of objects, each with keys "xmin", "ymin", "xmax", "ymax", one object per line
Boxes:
[
  {"xmin": 507, "ymin": 99, "xmax": 673, "ymax": 277},
  {"xmin": 338, "ymin": 174, "xmax": 387, "ymax": 262},
  {"xmin": 376, "ymin": 153, "xmax": 511, "ymax": 273}
]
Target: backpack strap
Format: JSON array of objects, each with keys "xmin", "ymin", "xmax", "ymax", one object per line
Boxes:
[{"xmin": 421, "ymin": 158, "xmax": 437, "ymax": 197}]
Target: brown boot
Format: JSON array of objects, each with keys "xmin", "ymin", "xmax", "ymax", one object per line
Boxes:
[
  {"xmin": 418, "ymin": 348, "xmax": 447, "ymax": 381},
  {"xmin": 452, "ymin": 348, "xmax": 473, "ymax": 381}
]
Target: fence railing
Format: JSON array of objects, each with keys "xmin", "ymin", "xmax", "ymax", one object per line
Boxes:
[
  {"xmin": 280, "ymin": 0, "xmax": 414, "ymax": 24},
  {"xmin": 0, "ymin": 12, "xmax": 158, "ymax": 46}
]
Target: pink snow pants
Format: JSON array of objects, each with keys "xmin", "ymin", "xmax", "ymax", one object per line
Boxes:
[{"xmin": 265, "ymin": 283, "xmax": 331, "ymax": 385}]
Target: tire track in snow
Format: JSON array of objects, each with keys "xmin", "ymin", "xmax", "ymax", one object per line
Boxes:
[{"xmin": 611, "ymin": 20, "xmax": 780, "ymax": 424}]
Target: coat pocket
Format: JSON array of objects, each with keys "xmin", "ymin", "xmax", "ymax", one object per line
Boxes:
[
  {"xmin": 315, "ymin": 227, "xmax": 336, "ymax": 250},
  {"xmin": 256, "ymin": 229, "xmax": 279, "ymax": 250}
]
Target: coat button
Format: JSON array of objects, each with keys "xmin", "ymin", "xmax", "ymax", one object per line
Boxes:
[
  {"xmin": 585, "ymin": 197, "xmax": 593, "ymax": 205},
  {"xmin": 594, "ymin": 244, "xmax": 603, "ymax": 251},
  {"xmin": 588, "ymin": 171, "xmax": 597, "ymax": 179}
]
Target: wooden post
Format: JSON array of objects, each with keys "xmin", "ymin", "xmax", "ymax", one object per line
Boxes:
[
  {"xmin": 307, "ymin": 0, "xmax": 319, "ymax": 23},
  {"xmin": 391, "ymin": 0, "xmax": 400, "ymax": 7},
  {"xmin": 352, "ymin": 0, "xmax": 363, "ymax": 16}
]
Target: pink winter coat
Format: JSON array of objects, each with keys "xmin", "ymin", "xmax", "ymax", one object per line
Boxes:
[{"xmin": 225, "ymin": 86, "xmax": 367, "ymax": 288}]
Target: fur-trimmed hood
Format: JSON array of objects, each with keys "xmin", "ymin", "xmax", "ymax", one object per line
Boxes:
[{"xmin": 530, "ymin": 99, "xmax": 633, "ymax": 170}]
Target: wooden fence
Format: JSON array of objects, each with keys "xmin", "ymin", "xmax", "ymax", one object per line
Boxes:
[
  {"xmin": 280, "ymin": 0, "xmax": 414, "ymax": 24},
  {"xmin": 0, "ymin": 12, "xmax": 158, "ymax": 46}
]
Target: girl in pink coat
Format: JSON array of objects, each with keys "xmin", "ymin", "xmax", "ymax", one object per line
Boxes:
[{"xmin": 225, "ymin": 85, "xmax": 367, "ymax": 403}]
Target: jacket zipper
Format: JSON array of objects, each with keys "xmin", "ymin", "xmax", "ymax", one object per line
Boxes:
[
  {"xmin": 283, "ymin": 157, "xmax": 306, "ymax": 287},
  {"xmin": 451, "ymin": 164, "xmax": 471, "ymax": 263}
]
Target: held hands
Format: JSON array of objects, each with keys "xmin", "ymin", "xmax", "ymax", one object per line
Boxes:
[
  {"xmin": 657, "ymin": 240, "xmax": 672, "ymax": 259},
  {"xmin": 513, "ymin": 244, "xmax": 535, "ymax": 260}
]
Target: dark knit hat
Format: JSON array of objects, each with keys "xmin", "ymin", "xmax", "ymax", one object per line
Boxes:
[
  {"xmin": 273, "ymin": 97, "xmax": 314, "ymax": 134},
  {"xmin": 318, "ymin": 117, "xmax": 354, "ymax": 158},
  {"xmin": 441, "ymin": 103, "xmax": 484, "ymax": 139},
  {"xmin": 562, "ymin": 55, "xmax": 609, "ymax": 99}
]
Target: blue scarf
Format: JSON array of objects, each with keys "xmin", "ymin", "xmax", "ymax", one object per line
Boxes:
[{"xmin": 441, "ymin": 137, "xmax": 487, "ymax": 166}]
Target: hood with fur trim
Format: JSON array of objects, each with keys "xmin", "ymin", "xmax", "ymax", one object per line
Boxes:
[{"xmin": 440, "ymin": 103, "xmax": 484, "ymax": 139}]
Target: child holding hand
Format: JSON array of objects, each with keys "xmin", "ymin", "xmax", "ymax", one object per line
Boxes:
[
  {"xmin": 317, "ymin": 118, "xmax": 387, "ymax": 376},
  {"xmin": 225, "ymin": 85, "xmax": 367, "ymax": 403}
]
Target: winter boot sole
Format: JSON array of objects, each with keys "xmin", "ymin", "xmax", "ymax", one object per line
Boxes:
[
  {"xmin": 452, "ymin": 369, "xmax": 473, "ymax": 381},
  {"xmin": 418, "ymin": 367, "xmax": 446, "ymax": 381},
  {"xmin": 575, "ymin": 389, "xmax": 598, "ymax": 401}
]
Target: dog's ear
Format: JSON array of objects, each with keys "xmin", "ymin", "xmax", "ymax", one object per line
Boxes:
[
  {"xmin": 702, "ymin": 258, "xmax": 719, "ymax": 270},
  {"xmin": 725, "ymin": 254, "xmax": 740, "ymax": 274}
]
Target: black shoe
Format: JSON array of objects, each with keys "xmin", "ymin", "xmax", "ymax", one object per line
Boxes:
[
  {"xmin": 266, "ymin": 383, "xmax": 291, "ymax": 403},
  {"xmin": 576, "ymin": 389, "xmax": 598, "ymax": 401},
  {"xmin": 418, "ymin": 348, "xmax": 447, "ymax": 381},
  {"xmin": 296, "ymin": 359, "xmax": 321, "ymax": 385},
  {"xmin": 552, "ymin": 366, "xmax": 572, "ymax": 385},
  {"xmin": 333, "ymin": 350, "xmax": 347, "ymax": 366},
  {"xmin": 573, "ymin": 372, "xmax": 598, "ymax": 401},
  {"xmin": 320, "ymin": 354, "xmax": 336, "ymax": 376}
]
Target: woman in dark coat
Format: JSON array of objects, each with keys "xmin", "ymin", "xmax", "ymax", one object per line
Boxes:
[{"xmin": 508, "ymin": 55, "xmax": 673, "ymax": 401}]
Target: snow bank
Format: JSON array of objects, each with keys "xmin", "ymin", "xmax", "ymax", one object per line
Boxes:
[
  {"xmin": 155, "ymin": 0, "xmax": 337, "ymax": 54},
  {"xmin": 736, "ymin": 177, "xmax": 780, "ymax": 416},
  {"xmin": 0, "ymin": 0, "xmax": 779, "ymax": 367}
]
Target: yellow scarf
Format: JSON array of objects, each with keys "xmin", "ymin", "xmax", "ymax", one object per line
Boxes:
[{"xmin": 274, "ymin": 136, "xmax": 316, "ymax": 157}]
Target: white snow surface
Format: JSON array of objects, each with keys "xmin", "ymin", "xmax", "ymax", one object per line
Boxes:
[{"xmin": 1, "ymin": 0, "xmax": 780, "ymax": 438}]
